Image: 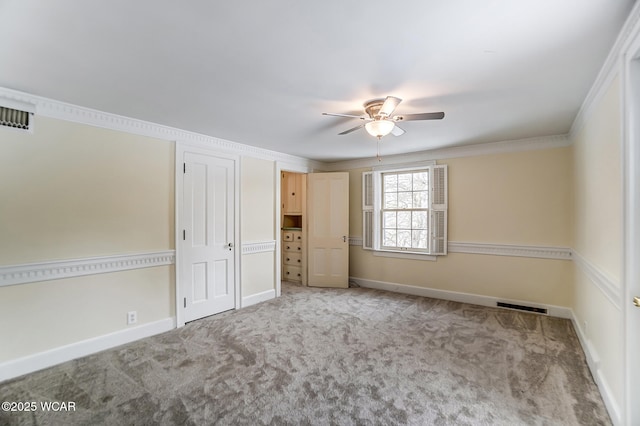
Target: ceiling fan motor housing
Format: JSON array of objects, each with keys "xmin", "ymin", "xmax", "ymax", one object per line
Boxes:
[{"xmin": 364, "ymin": 99, "xmax": 387, "ymax": 119}]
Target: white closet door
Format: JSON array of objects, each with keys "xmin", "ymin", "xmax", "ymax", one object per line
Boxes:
[
  {"xmin": 181, "ymin": 152, "xmax": 235, "ymax": 322},
  {"xmin": 307, "ymin": 172, "xmax": 349, "ymax": 288}
]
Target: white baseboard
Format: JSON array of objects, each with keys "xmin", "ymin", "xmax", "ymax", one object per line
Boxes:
[
  {"xmin": 570, "ymin": 311, "xmax": 621, "ymax": 426},
  {"xmin": 350, "ymin": 277, "xmax": 573, "ymax": 319},
  {"xmin": 241, "ymin": 289, "xmax": 276, "ymax": 308},
  {"xmin": 0, "ymin": 317, "xmax": 175, "ymax": 383}
]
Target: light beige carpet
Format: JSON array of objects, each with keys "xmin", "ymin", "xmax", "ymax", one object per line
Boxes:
[{"xmin": 1, "ymin": 282, "xmax": 610, "ymax": 425}]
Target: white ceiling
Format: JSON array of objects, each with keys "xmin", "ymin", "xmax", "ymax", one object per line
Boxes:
[{"xmin": 0, "ymin": 1, "xmax": 635, "ymax": 162}]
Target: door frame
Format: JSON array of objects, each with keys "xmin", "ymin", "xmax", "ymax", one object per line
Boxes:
[
  {"xmin": 175, "ymin": 142, "xmax": 241, "ymax": 327},
  {"xmin": 274, "ymin": 161, "xmax": 315, "ymax": 297},
  {"xmin": 623, "ymin": 26, "xmax": 640, "ymax": 426}
]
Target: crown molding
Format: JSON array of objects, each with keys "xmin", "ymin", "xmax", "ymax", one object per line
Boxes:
[
  {"xmin": 323, "ymin": 135, "xmax": 570, "ymax": 171},
  {"xmin": 0, "ymin": 87, "xmax": 321, "ymax": 170},
  {"xmin": 0, "ymin": 251, "xmax": 175, "ymax": 287},
  {"xmin": 570, "ymin": 1, "xmax": 640, "ymax": 140},
  {"xmin": 241, "ymin": 240, "xmax": 276, "ymax": 254},
  {"xmin": 0, "ymin": 86, "xmax": 572, "ymax": 171}
]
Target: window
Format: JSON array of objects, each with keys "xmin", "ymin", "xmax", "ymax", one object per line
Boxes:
[
  {"xmin": 363, "ymin": 163, "xmax": 447, "ymax": 257},
  {"xmin": 381, "ymin": 170, "xmax": 430, "ymax": 251}
]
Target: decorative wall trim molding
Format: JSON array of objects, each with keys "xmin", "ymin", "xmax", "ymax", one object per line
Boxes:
[
  {"xmin": 241, "ymin": 289, "xmax": 276, "ymax": 308},
  {"xmin": 349, "ymin": 236, "xmax": 363, "ymax": 246},
  {"xmin": 351, "ymin": 277, "xmax": 573, "ymax": 319},
  {"xmin": 324, "ymin": 135, "xmax": 570, "ymax": 171},
  {"xmin": 572, "ymin": 250, "xmax": 622, "ymax": 310},
  {"xmin": 352, "ymin": 239, "xmax": 572, "ymax": 261},
  {"xmin": 0, "ymin": 251, "xmax": 175, "ymax": 288},
  {"xmin": 0, "ymin": 87, "xmax": 321, "ymax": 170},
  {"xmin": 0, "ymin": 317, "xmax": 175, "ymax": 382},
  {"xmin": 351, "ymin": 239, "xmax": 573, "ymax": 260},
  {"xmin": 448, "ymin": 242, "xmax": 572, "ymax": 260},
  {"xmin": 241, "ymin": 240, "xmax": 276, "ymax": 255}
]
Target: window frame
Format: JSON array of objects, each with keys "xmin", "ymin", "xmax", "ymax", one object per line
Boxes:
[{"xmin": 362, "ymin": 161, "xmax": 447, "ymax": 259}]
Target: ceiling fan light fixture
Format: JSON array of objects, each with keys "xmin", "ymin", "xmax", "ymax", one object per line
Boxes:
[{"xmin": 365, "ymin": 120, "xmax": 395, "ymax": 139}]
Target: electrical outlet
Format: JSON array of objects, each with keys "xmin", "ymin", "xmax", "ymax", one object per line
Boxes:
[{"xmin": 127, "ymin": 311, "xmax": 137, "ymax": 325}]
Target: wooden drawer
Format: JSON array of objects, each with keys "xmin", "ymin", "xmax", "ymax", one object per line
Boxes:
[
  {"xmin": 283, "ymin": 252, "xmax": 302, "ymax": 266},
  {"xmin": 283, "ymin": 265, "xmax": 302, "ymax": 281},
  {"xmin": 283, "ymin": 241, "xmax": 301, "ymax": 253},
  {"xmin": 292, "ymin": 231, "xmax": 303, "ymax": 242},
  {"xmin": 283, "ymin": 232, "xmax": 294, "ymax": 242}
]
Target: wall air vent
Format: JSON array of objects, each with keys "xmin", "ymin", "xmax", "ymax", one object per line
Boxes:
[
  {"xmin": 0, "ymin": 98, "xmax": 35, "ymax": 133},
  {"xmin": 496, "ymin": 301, "xmax": 548, "ymax": 315},
  {"xmin": 0, "ymin": 106, "xmax": 31, "ymax": 130}
]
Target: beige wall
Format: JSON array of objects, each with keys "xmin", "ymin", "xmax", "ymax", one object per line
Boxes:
[
  {"xmin": 0, "ymin": 117, "xmax": 175, "ymax": 362},
  {"xmin": 0, "ymin": 266, "xmax": 174, "ymax": 361},
  {"xmin": 0, "ymin": 117, "xmax": 280, "ymax": 364},
  {"xmin": 351, "ymin": 250, "xmax": 573, "ymax": 306},
  {"xmin": 0, "ymin": 116, "xmax": 280, "ymax": 365},
  {"xmin": 447, "ymin": 148, "xmax": 573, "ymax": 246},
  {"xmin": 571, "ymin": 75, "xmax": 624, "ymax": 408},
  {"xmin": 573, "ymin": 76, "xmax": 623, "ymax": 279},
  {"xmin": 241, "ymin": 252, "xmax": 275, "ymax": 297},
  {"xmin": 346, "ymin": 146, "xmax": 574, "ymax": 307},
  {"xmin": 240, "ymin": 157, "xmax": 276, "ymax": 297},
  {"xmin": 0, "ymin": 117, "xmax": 175, "ymax": 264}
]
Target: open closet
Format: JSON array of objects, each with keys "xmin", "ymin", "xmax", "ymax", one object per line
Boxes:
[
  {"xmin": 281, "ymin": 171, "xmax": 307, "ymax": 284},
  {"xmin": 281, "ymin": 171, "xmax": 350, "ymax": 288}
]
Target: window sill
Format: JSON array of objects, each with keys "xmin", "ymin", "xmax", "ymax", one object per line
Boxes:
[{"xmin": 372, "ymin": 250, "xmax": 437, "ymax": 261}]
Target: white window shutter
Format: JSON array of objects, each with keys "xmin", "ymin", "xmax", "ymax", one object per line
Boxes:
[
  {"xmin": 362, "ymin": 171, "xmax": 374, "ymax": 250},
  {"xmin": 362, "ymin": 171, "xmax": 373, "ymax": 209},
  {"xmin": 431, "ymin": 165, "xmax": 448, "ymax": 255},
  {"xmin": 363, "ymin": 210, "xmax": 374, "ymax": 250}
]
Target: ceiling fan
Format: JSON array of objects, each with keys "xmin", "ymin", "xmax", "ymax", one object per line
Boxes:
[{"xmin": 322, "ymin": 96, "xmax": 445, "ymax": 139}]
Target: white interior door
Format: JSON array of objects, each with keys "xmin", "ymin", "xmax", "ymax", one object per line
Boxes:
[
  {"xmin": 307, "ymin": 172, "xmax": 349, "ymax": 288},
  {"xmin": 181, "ymin": 152, "xmax": 235, "ymax": 322},
  {"xmin": 625, "ymin": 51, "xmax": 640, "ymax": 426}
]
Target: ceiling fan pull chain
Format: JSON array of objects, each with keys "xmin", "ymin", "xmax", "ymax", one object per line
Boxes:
[{"xmin": 377, "ymin": 139, "xmax": 382, "ymax": 162}]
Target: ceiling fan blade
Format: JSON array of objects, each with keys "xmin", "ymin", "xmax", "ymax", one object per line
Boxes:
[
  {"xmin": 394, "ymin": 112, "xmax": 445, "ymax": 121},
  {"xmin": 378, "ymin": 96, "xmax": 402, "ymax": 117},
  {"xmin": 338, "ymin": 123, "xmax": 364, "ymax": 135},
  {"xmin": 391, "ymin": 125, "xmax": 405, "ymax": 136},
  {"xmin": 322, "ymin": 112, "xmax": 366, "ymax": 120}
]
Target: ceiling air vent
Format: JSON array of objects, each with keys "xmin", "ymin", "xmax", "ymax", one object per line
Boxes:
[{"xmin": 0, "ymin": 98, "xmax": 35, "ymax": 133}]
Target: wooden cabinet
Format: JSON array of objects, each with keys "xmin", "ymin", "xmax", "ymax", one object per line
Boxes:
[
  {"xmin": 282, "ymin": 171, "xmax": 306, "ymax": 284},
  {"xmin": 282, "ymin": 230, "xmax": 305, "ymax": 283},
  {"xmin": 282, "ymin": 172, "xmax": 305, "ymax": 214}
]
